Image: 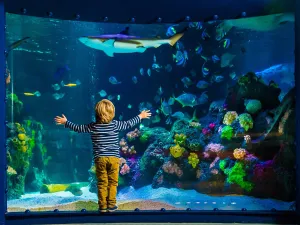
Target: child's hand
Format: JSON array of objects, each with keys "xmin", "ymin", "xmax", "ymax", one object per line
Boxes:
[
  {"xmin": 139, "ymin": 110, "xmax": 152, "ymax": 119},
  {"xmin": 55, "ymin": 114, "xmax": 67, "ymax": 125}
]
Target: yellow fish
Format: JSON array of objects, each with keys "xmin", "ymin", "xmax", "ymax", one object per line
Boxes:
[
  {"xmin": 24, "ymin": 91, "xmax": 41, "ymax": 97},
  {"xmin": 61, "ymin": 79, "xmax": 81, "ymax": 87}
]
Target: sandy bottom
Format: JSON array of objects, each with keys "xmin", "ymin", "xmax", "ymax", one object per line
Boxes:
[{"xmin": 7, "ymin": 185, "xmax": 294, "ymax": 212}]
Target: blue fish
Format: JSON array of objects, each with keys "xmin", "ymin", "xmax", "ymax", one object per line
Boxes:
[
  {"xmin": 196, "ymin": 80, "xmax": 209, "ymax": 89},
  {"xmin": 195, "ymin": 44, "xmax": 203, "ymax": 55},
  {"xmin": 171, "ymin": 111, "xmax": 185, "ymax": 119},
  {"xmin": 189, "ymin": 22, "xmax": 203, "ymax": 30},
  {"xmin": 53, "ymin": 65, "xmax": 70, "ymax": 81},
  {"xmin": 132, "ymin": 76, "xmax": 138, "ymax": 84},
  {"xmin": 173, "ymin": 50, "xmax": 188, "ymax": 67},
  {"xmin": 212, "ymin": 55, "xmax": 220, "ymax": 63},
  {"xmin": 202, "ymin": 62, "xmax": 210, "ymax": 77},
  {"xmin": 220, "ymin": 39, "xmax": 230, "ymax": 48},
  {"xmin": 173, "ymin": 93, "xmax": 198, "ymax": 108},
  {"xmin": 160, "ymin": 99, "xmax": 172, "ymax": 116},
  {"xmin": 109, "ymin": 76, "xmax": 121, "ymax": 84},
  {"xmin": 201, "ymin": 28, "xmax": 210, "ymax": 40},
  {"xmin": 175, "ymin": 41, "xmax": 185, "ymax": 51},
  {"xmin": 166, "ymin": 25, "xmax": 178, "ymax": 37}
]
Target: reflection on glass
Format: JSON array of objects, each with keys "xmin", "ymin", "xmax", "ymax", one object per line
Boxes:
[{"xmin": 5, "ymin": 13, "xmax": 295, "ymax": 212}]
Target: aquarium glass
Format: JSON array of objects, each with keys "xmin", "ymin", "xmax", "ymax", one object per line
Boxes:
[{"xmin": 5, "ymin": 13, "xmax": 296, "ymax": 212}]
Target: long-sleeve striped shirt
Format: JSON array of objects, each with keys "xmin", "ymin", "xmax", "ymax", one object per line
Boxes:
[{"xmin": 65, "ymin": 115, "xmax": 141, "ymax": 159}]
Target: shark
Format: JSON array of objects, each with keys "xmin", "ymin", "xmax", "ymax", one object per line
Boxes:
[{"xmin": 78, "ymin": 28, "xmax": 184, "ymax": 57}]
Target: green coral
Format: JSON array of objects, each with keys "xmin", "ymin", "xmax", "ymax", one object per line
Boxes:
[
  {"xmin": 174, "ymin": 133, "xmax": 186, "ymax": 146},
  {"xmin": 245, "ymin": 100, "xmax": 262, "ymax": 114},
  {"xmin": 238, "ymin": 75, "xmax": 250, "ymax": 86},
  {"xmin": 188, "ymin": 152, "xmax": 199, "ymax": 169},
  {"xmin": 139, "ymin": 132, "xmax": 150, "ymax": 143},
  {"xmin": 7, "ymin": 93, "xmax": 23, "ymax": 114},
  {"xmin": 238, "ymin": 113, "xmax": 253, "ymax": 131},
  {"xmin": 219, "ymin": 159, "xmax": 227, "ymax": 171},
  {"xmin": 221, "ymin": 125, "xmax": 234, "ymax": 140},
  {"xmin": 222, "ymin": 161, "xmax": 254, "ymax": 192}
]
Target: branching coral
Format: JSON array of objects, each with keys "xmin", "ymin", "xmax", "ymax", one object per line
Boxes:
[
  {"xmin": 170, "ymin": 144, "xmax": 185, "ymax": 158},
  {"xmin": 120, "ymin": 138, "xmax": 136, "ymax": 155},
  {"xmin": 126, "ymin": 128, "xmax": 141, "ymax": 141},
  {"xmin": 233, "ymin": 148, "xmax": 248, "ymax": 160},
  {"xmin": 162, "ymin": 161, "xmax": 183, "ymax": 177},
  {"xmin": 238, "ymin": 113, "xmax": 253, "ymax": 131},
  {"xmin": 221, "ymin": 125, "xmax": 234, "ymax": 140},
  {"xmin": 174, "ymin": 133, "xmax": 187, "ymax": 146},
  {"xmin": 188, "ymin": 152, "xmax": 199, "ymax": 169},
  {"xmin": 223, "ymin": 111, "xmax": 238, "ymax": 125}
]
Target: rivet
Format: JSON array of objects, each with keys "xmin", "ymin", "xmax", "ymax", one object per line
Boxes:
[
  {"xmin": 54, "ymin": 209, "xmax": 59, "ymax": 212},
  {"xmin": 103, "ymin": 17, "xmax": 108, "ymax": 22},
  {"xmin": 213, "ymin": 208, "xmax": 219, "ymax": 211},
  {"xmin": 134, "ymin": 208, "xmax": 140, "ymax": 212},
  {"xmin": 156, "ymin": 17, "xmax": 162, "ymax": 23},
  {"xmin": 74, "ymin": 14, "xmax": 80, "ymax": 20},
  {"xmin": 25, "ymin": 209, "xmax": 30, "ymax": 213},
  {"xmin": 129, "ymin": 17, "xmax": 136, "ymax": 23},
  {"xmin": 241, "ymin": 208, "xmax": 247, "ymax": 211},
  {"xmin": 47, "ymin": 12, "xmax": 53, "ymax": 17},
  {"xmin": 186, "ymin": 208, "xmax": 192, "ymax": 211},
  {"xmin": 185, "ymin": 16, "xmax": 191, "ymax": 21},
  {"xmin": 81, "ymin": 209, "xmax": 86, "ymax": 212},
  {"xmin": 20, "ymin": 8, "xmax": 27, "ymax": 14},
  {"xmin": 160, "ymin": 208, "xmax": 166, "ymax": 212},
  {"xmin": 241, "ymin": 12, "xmax": 247, "ymax": 17},
  {"xmin": 213, "ymin": 15, "xmax": 219, "ymax": 20}
]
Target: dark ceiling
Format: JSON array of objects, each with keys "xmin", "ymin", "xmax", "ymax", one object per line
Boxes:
[{"xmin": 4, "ymin": 0, "xmax": 295, "ymax": 23}]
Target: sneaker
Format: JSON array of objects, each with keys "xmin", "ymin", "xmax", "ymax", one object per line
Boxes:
[
  {"xmin": 108, "ymin": 205, "xmax": 118, "ymax": 212},
  {"xmin": 98, "ymin": 208, "xmax": 108, "ymax": 213}
]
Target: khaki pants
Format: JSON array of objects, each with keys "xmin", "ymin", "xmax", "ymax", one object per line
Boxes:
[{"xmin": 94, "ymin": 157, "xmax": 120, "ymax": 209}]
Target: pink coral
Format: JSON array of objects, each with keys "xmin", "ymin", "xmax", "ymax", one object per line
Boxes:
[
  {"xmin": 202, "ymin": 128, "xmax": 211, "ymax": 135},
  {"xmin": 162, "ymin": 161, "xmax": 183, "ymax": 178},
  {"xmin": 209, "ymin": 156, "xmax": 220, "ymax": 168},
  {"xmin": 126, "ymin": 128, "xmax": 141, "ymax": 141},
  {"xmin": 209, "ymin": 123, "xmax": 216, "ymax": 130},
  {"xmin": 120, "ymin": 164, "xmax": 130, "ymax": 175},
  {"xmin": 120, "ymin": 138, "xmax": 136, "ymax": 155},
  {"xmin": 204, "ymin": 143, "xmax": 224, "ymax": 156}
]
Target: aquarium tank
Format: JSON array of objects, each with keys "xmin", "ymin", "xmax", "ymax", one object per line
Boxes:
[{"xmin": 5, "ymin": 12, "xmax": 296, "ymax": 212}]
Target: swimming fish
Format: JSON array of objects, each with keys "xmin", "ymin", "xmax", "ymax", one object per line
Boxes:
[
  {"xmin": 24, "ymin": 91, "xmax": 41, "ymax": 97},
  {"xmin": 220, "ymin": 53, "xmax": 236, "ymax": 68},
  {"xmin": 109, "ymin": 76, "xmax": 121, "ymax": 84},
  {"xmin": 220, "ymin": 39, "xmax": 231, "ymax": 48},
  {"xmin": 152, "ymin": 63, "xmax": 162, "ymax": 72},
  {"xmin": 181, "ymin": 77, "xmax": 193, "ymax": 88},
  {"xmin": 52, "ymin": 93, "xmax": 65, "ymax": 100},
  {"xmin": 79, "ymin": 28, "xmax": 184, "ymax": 57},
  {"xmin": 127, "ymin": 104, "xmax": 132, "ymax": 109},
  {"xmin": 202, "ymin": 62, "xmax": 210, "ymax": 77},
  {"xmin": 229, "ymin": 72, "xmax": 237, "ymax": 80},
  {"xmin": 211, "ymin": 75, "xmax": 224, "ymax": 83},
  {"xmin": 99, "ymin": 90, "xmax": 107, "ymax": 97},
  {"xmin": 168, "ymin": 97, "xmax": 175, "ymax": 105},
  {"xmin": 196, "ymin": 80, "xmax": 209, "ymax": 89},
  {"xmin": 212, "ymin": 55, "xmax": 220, "ymax": 63},
  {"xmin": 173, "ymin": 50, "xmax": 188, "ymax": 67},
  {"xmin": 147, "ymin": 69, "xmax": 151, "ymax": 76},
  {"xmin": 166, "ymin": 25, "xmax": 178, "ymax": 37},
  {"xmin": 189, "ymin": 22, "xmax": 203, "ymax": 29},
  {"xmin": 117, "ymin": 95, "xmax": 121, "ymax": 101},
  {"xmin": 52, "ymin": 83, "xmax": 61, "ymax": 91},
  {"xmin": 201, "ymin": 28, "xmax": 210, "ymax": 40},
  {"xmin": 108, "ymin": 95, "xmax": 115, "ymax": 101},
  {"xmin": 172, "ymin": 93, "xmax": 199, "ymax": 108},
  {"xmin": 140, "ymin": 68, "xmax": 144, "ymax": 76},
  {"xmin": 61, "ymin": 79, "xmax": 81, "ymax": 87},
  {"xmin": 132, "ymin": 76, "xmax": 138, "ymax": 84},
  {"xmin": 195, "ymin": 45, "xmax": 203, "ymax": 55}
]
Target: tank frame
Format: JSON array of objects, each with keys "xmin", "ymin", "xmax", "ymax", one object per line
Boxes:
[{"xmin": 0, "ymin": 0, "xmax": 299, "ymax": 224}]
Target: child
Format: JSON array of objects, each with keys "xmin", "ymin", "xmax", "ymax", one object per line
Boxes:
[{"xmin": 54, "ymin": 99, "xmax": 151, "ymax": 212}]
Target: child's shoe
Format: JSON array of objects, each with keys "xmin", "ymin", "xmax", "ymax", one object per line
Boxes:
[
  {"xmin": 98, "ymin": 208, "xmax": 108, "ymax": 213},
  {"xmin": 107, "ymin": 205, "xmax": 118, "ymax": 212}
]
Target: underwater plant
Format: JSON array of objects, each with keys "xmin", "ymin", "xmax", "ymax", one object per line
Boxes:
[
  {"xmin": 170, "ymin": 144, "xmax": 185, "ymax": 158},
  {"xmin": 238, "ymin": 113, "xmax": 253, "ymax": 131},
  {"xmin": 221, "ymin": 125, "xmax": 234, "ymax": 140},
  {"xmin": 223, "ymin": 111, "xmax": 238, "ymax": 125},
  {"xmin": 188, "ymin": 152, "xmax": 199, "ymax": 169}
]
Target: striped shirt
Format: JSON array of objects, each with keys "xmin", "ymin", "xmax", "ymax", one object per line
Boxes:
[{"xmin": 65, "ymin": 115, "xmax": 141, "ymax": 159}]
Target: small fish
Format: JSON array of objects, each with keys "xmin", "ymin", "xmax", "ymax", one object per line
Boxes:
[
  {"xmin": 202, "ymin": 62, "xmax": 210, "ymax": 77},
  {"xmin": 175, "ymin": 41, "xmax": 185, "ymax": 51},
  {"xmin": 189, "ymin": 22, "xmax": 202, "ymax": 29},
  {"xmin": 181, "ymin": 77, "xmax": 193, "ymax": 88},
  {"xmin": 99, "ymin": 90, "xmax": 107, "ymax": 97},
  {"xmin": 166, "ymin": 25, "xmax": 178, "ymax": 37},
  {"xmin": 24, "ymin": 91, "xmax": 41, "ymax": 97},
  {"xmin": 52, "ymin": 93, "xmax": 65, "ymax": 100},
  {"xmin": 157, "ymin": 86, "xmax": 163, "ymax": 95},
  {"xmin": 229, "ymin": 72, "xmax": 237, "ymax": 80},
  {"xmin": 147, "ymin": 68, "xmax": 151, "ymax": 76},
  {"xmin": 165, "ymin": 64, "xmax": 172, "ymax": 72},
  {"xmin": 196, "ymin": 80, "xmax": 209, "ymax": 89},
  {"xmin": 152, "ymin": 63, "xmax": 162, "ymax": 72},
  {"xmin": 132, "ymin": 76, "xmax": 138, "ymax": 84},
  {"xmin": 153, "ymin": 54, "xmax": 157, "ymax": 63},
  {"xmin": 109, "ymin": 76, "xmax": 121, "ymax": 84},
  {"xmin": 61, "ymin": 79, "xmax": 81, "ymax": 87},
  {"xmin": 220, "ymin": 39, "xmax": 230, "ymax": 48},
  {"xmin": 52, "ymin": 83, "xmax": 61, "ymax": 91},
  {"xmin": 212, "ymin": 75, "xmax": 224, "ymax": 83},
  {"xmin": 211, "ymin": 55, "xmax": 220, "ymax": 63},
  {"xmin": 173, "ymin": 50, "xmax": 188, "ymax": 67},
  {"xmin": 117, "ymin": 95, "xmax": 121, "ymax": 100},
  {"xmin": 127, "ymin": 104, "xmax": 132, "ymax": 109},
  {"xmin": 201, "ymin": 28, "xmax": 210, "ymax": 40},
  {"xmin": 119, "ymin": 112, "xmax": 123, "ymax": 120},
  {"xmin": 108, "ymin": 95, "xmax": 115, "ymax": 101},
  {"xmin": 195, "ymin": 44, "xmax": 203, "ymax": 55},
  {"xmin": 140, "ymin": 68, "xmax": 144, "ymax": 76}
]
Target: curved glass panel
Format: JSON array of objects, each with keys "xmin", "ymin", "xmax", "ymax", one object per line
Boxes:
[{"xmin": 6, "ymin": 12, "xmax": 295, "ymax": 212}]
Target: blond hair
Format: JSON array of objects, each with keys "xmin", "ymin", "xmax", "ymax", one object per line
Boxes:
[{"xmin": 95, "ymin": 99, "xmax": 115, "ymax": 123}]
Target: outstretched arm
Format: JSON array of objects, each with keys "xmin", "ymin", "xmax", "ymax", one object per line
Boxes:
[
  {"xmin": 115, "ymin": 110, "xmax": 152, "ymax": 131},
  {"xmin": 54, "ymin": 114, "xmax": 92, "ymax": 133}
]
